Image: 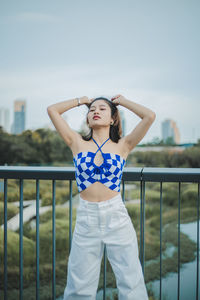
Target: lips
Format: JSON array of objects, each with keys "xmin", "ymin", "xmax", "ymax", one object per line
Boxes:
[{"xmin": 93, "ymin": 116, "xmax": 101, "ymax": 120}]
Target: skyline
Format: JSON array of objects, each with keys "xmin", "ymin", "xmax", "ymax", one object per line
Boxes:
[
  {"xmin": 1, "ymin": 0, "xmax": 199, "ymax": 143},
  {"xmin": 1, "ymin": 100, "xmax": 197, "ymax": 144}
]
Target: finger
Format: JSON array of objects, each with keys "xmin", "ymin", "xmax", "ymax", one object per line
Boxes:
[
  {"xmin": 111, "ymin": 94, "xmax": 120, "ymax": 100},
  {"xmin": 111, "ymin": 95, "xmax": 118, "ymax": 100}
]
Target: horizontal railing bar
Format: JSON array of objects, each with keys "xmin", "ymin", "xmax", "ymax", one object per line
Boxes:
[
  {"xmin": 0, "ymin": 166, "xmax": 76, "ymax": 180},
  {"xmin": 142, "ymin": 168, "xmax": 200, "ymax": 182},
  {"xmin": 121, "ymin": 167, "xmax": 143, "ymax": 181},
  {"xmin": 0, "ymin": 166, "xmax": 143, "ymax": 181},
  {"xmin": 0, "ymin": 167, "xmax": 142, "ymax": 181},
  {"xmin": 0, "ymin": 166, "xmax": 200, "ymax": 182}
]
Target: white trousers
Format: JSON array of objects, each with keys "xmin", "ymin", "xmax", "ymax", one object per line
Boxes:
[{"xmin": 63, "ymin": 193, "xmax": 148, "ymax": 300}]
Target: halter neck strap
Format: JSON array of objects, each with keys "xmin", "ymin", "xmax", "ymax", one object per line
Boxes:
[{"xmin": 92, "ymin": 137, "xmax": 110, "ymax": 154}]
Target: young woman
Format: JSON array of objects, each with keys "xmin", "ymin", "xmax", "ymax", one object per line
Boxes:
[{"xmin": 47, "ymin": 95, "xmax": 156, "ymax": 300}]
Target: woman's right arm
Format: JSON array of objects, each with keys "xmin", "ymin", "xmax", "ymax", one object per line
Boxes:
[{"xmin": 47, "ymin": 96, "xmax": 89, "ymax": 148}]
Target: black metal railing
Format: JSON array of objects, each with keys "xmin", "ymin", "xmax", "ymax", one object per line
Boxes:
[{"xmin": 0, "ymin": 166, "xmax": 200, "ymax": 300}]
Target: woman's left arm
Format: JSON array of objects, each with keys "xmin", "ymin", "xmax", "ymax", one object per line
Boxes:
[{"xmin": 111, "ymin": 94, "xmax": 156, "ymax": 152}]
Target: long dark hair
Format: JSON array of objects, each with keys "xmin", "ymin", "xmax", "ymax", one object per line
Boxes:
[{"xmin": 82, "ymin": 97, "xmax": 123, "ymax": 143}]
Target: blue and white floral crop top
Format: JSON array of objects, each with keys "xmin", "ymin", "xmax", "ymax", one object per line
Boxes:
[{"xmin": 73, "ymin": 137, "xmax": 126, "ymax": 192}]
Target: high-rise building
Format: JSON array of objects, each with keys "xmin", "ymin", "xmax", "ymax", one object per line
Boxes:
[
  {"xmin": 162, "ymin": 119, "xmax": 180, "ymax": 144},
  {"xmin": 0, "ymin": 107, "xmax": 10, "ymax": 132},
  {"xmin": 119, "ymin": 109, "xmax": 126, "ymax": 136},
  {"xmin": 12, "ymin": 100, "xmax": 26, "ymax": 134}
]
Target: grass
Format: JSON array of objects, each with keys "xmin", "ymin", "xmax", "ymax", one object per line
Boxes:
[
  {"xmin": 0, "ymin": 179, "xmax": 78, "ymax": 205},
  {"xmin": 0, "ymin": 202, "xmax": 19, "ymax": 225}
]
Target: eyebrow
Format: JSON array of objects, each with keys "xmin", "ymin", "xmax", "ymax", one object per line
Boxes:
[{"xmin": 90, "ymin": 104, "xmax": 107, "ymax": 108}]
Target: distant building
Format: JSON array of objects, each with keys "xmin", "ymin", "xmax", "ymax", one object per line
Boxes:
[
  {"xmin": 162, "ymin": 119, "xmax": 180, "ymax": 144},
  {"xmin": 12, "ymin": 100, "xmax": 26, "ymax": 134},
  {"xmin": 119, "ymin": 109, "xmax": 126, "ymax": 136},
  {"xmin": 0, "ymin": 107, "xmax": 10, "ymax": 132}
]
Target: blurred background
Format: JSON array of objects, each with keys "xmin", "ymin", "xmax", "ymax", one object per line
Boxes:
[{"xmin": 0, "ymin": 0, "xmax": 199, "ymax": 145}]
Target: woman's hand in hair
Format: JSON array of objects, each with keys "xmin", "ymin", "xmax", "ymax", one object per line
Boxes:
[
  {"xmin": 111, "ymin": 94, "xmax": 126, "ymax": 106},
  {"xmin": 82, "ymin": 97, "xmax": 95, "ymax": 107},
  {"xmin": 79, "ymin": 96, "xmax": 94, "ymax": 106}
]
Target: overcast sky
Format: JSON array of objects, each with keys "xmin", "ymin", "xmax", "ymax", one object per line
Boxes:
[{"xmin": 0, "ymin": 0, "xmax": 199, "ymax": 143}]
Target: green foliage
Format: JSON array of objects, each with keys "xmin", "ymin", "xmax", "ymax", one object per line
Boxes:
[
  {"xmin": 0, "ymin": 229, "xmax": 35, "ymax": 268},
  {"xmin": 40, "ymin": 206, "xmax": 77, "ymax": 223},
  {"xmin": 132, "ymin": 146, "xmax": 200, "ymax": 167},
  {"xmin": 41, "ymin": 187, "xmax": 71, "ymax": 206},
  {"xmin": 0, "ymin": 128, "xmax": 73, "ymax": 165},
  {"xmin": 181, "ymin": 184, "xmax": 199, "ymax": 206},
  {"xmin": 0, "ymin": 202, "xmax": 19, "ymax": 225}
]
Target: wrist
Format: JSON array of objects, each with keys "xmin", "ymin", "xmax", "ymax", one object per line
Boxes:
[
  {"xmin": 75, "ymin": 97, "xmax": 82, "ymax": 106},
  {"xmin": 80, "ymin": 96, "xmax": 89, "ymax": 105}
]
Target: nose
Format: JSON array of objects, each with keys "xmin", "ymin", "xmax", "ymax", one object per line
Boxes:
[{"xmin": 94, "ymin": 110, "xmax": 100, "ymax": 115}]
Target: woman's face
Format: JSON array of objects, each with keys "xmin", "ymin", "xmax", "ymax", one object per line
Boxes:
[{"xmin": 87, "ymin": 100, "xmax": 113, "ymax": 129}]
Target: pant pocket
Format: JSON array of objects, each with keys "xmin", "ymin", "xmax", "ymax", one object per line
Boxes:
[
  {"xmin": 75, "ymin": 208, "xmax": 89, "ymax": 234},
  {"xmin": 108, "ymin": 204, "xmax": 130, "ymax": 229}
]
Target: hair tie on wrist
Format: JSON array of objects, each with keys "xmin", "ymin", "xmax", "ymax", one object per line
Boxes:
[{"xmin": 76, "ymin": 98, "xmax": 81, "ymax": 106}]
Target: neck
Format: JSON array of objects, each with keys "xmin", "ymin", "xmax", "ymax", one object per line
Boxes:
[{"xmin": 92, "ymin": 128, "xmax": 110, "ymax": 144}]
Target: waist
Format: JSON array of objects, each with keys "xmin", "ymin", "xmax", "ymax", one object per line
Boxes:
[{"xmin": 79, "ymin": 193, "xmax": 124, "ymax": 209}]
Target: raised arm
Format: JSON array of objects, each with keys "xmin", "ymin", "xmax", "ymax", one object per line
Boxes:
[
  {"xmin": 111, "ymin": 94, "xmax": 156, "ymax": 152},
  {"xmin": 47, "ymin": 96, "xmax": 90, "ymax": 148}
]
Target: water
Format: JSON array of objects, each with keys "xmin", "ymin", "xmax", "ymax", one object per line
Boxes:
[
  {"xmin": 149, "ymin": 221, "xmax": 200, "ymax": 300},
  {"xmin": 56, "ymin": 287, "xmax": 117, "ymax": 300},
  {"xmin": 96, "ymin": 287, "xmax": 118, "ymax": 299}
]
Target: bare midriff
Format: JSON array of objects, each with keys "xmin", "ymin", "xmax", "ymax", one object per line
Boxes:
[{"xmin": 79, "ymin": 182, "xmax": 120, "ymax": 202}]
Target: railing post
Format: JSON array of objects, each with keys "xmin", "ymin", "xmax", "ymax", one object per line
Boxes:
[
  {"xmin": 69, "ymin": 180, "xmax": 73, "ymax": 252},
  {"xmin": 36, "ymin": 179, "xmax": 40, "ymax": 300},
  {"xmin": 122, "ymin": 179, "xmax": 125, "ymax": 203},
  {"xmin": 103, "ymin": 245, "xmax": 107, "ymax": 300},
  {"xmin": 4, "ymin": 179, "xmax": 8, "ymax": 300},
  {"xmin": 140, "ymin": 179, "xmax": 143, "ymax": 265},
  {"xmin": 19, "ymin": 179, "xmax": 23, "ymax": 300},
  {"xmin": 140, "ymin": 168, "xmax": 146, "ymax": 274},
  {"xmin": 52, "ymin": 180, "xmax": 56, "ymax": 300},
  {"xmin": 196, "ymin": 183, "xmax": 200, "ymax": 300},
  {"xmin": 142, "ymin": 180, "xmax": 146, "ymax": 274},
  {"xmin": 159, "ymin": 182, "xmax": 163, "ymax": 300},
  {"xmin": 177, "ymin": 182, "xmax": 181, "ymax": 300}
]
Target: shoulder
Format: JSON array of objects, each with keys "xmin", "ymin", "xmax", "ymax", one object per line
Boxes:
[{"xmin": 116, "ymin": 136, "xmax": 132, "ymax": 159}]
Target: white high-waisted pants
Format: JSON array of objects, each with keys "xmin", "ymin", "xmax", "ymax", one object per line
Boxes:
[{"xmin": 63, "ymin": 193, "xmax": 148, "ymax": 300}]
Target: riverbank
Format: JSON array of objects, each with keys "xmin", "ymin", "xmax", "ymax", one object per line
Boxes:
[{"xmin": 149, "ymin": 221, "xmax": 199, "ymax": 300}]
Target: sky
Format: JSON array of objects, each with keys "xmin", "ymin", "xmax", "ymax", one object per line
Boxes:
[{"xmin": 0, "ymin": 0, "xmax": 199, "ymax": 143}]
